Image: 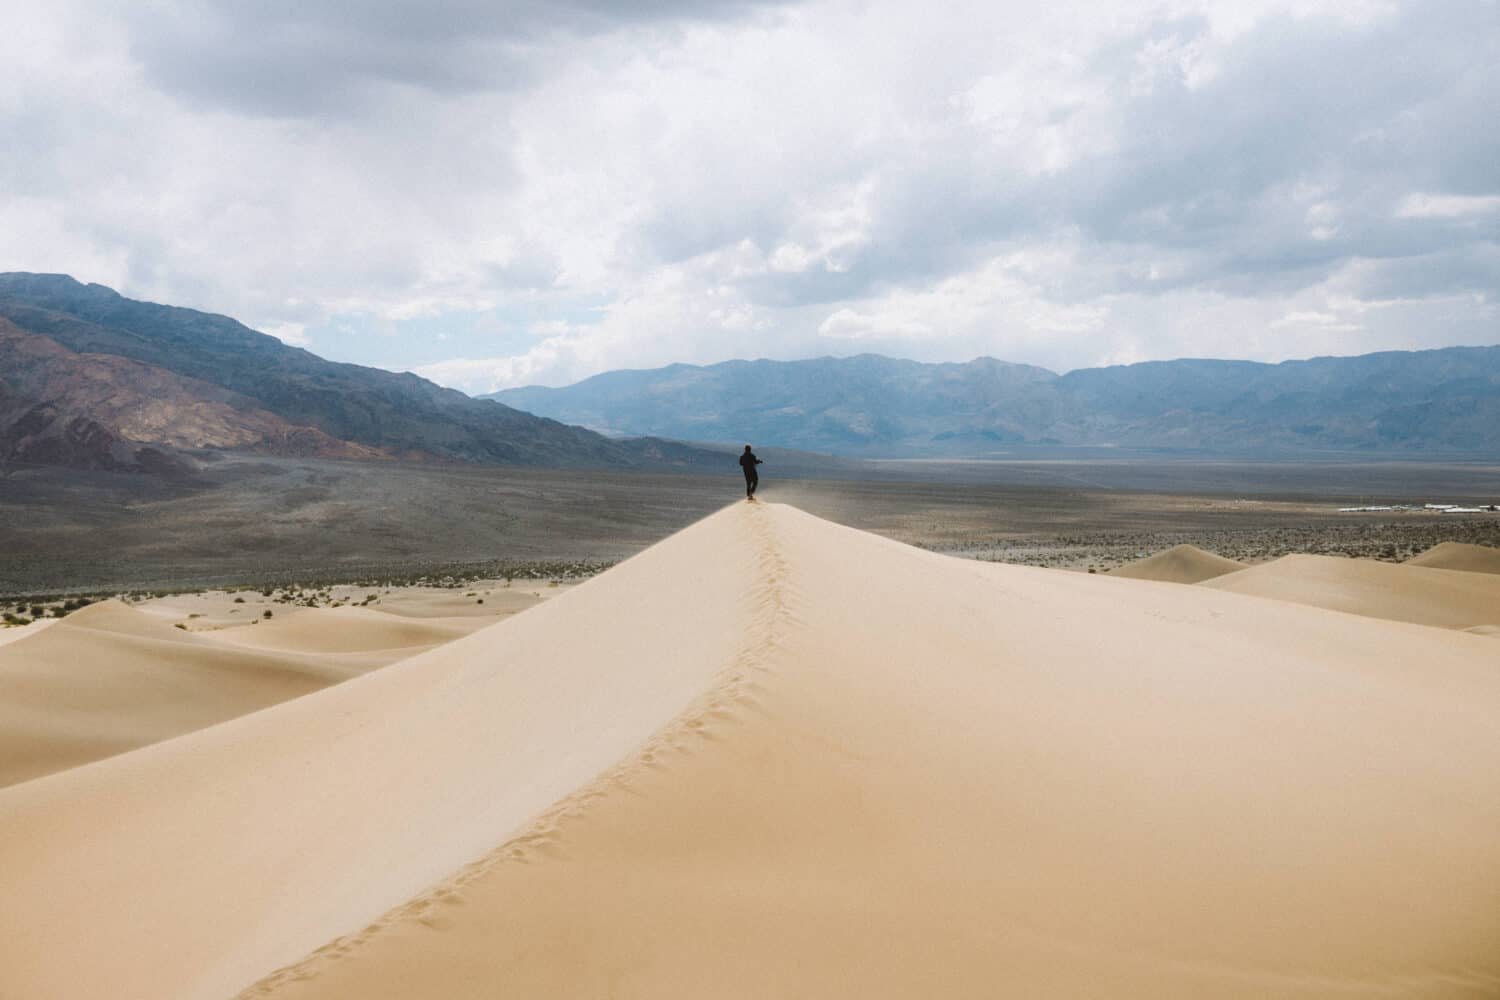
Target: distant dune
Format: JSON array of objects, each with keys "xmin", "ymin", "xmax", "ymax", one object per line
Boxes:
[
  {"xmin": 203, "ymin": 606, "xmax": 478, "ymax": 655},
  {"xmin": 1406, "ymin": 540, "xmax": 1500, "ymax": 575},
  {"xmin": 0, "ymin": 600, "xmax": 500, "ymax": 789},
  {"xmin": 1108, "ymin": 543, "xmax": 1246, "ymax": 583},
  {"xmin": 2, "ymin": 504, "xmax": 1498, "ymax": 999},
  {"xmin": 1201, "ymin": 552, "xmax": 1500, "ymax": 630}
]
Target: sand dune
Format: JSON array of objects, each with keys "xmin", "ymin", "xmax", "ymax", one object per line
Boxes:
[
  {"xmin": 360, "ymin": 587, "xmax": 552, "ymax": 619},
  {"xmin": 0, "ymin": 602, "xmax": 470, "ymax": 789},
  {"xmin": 0, "ymin": 618, "xmax": 57, "ymax": 648},
  {"xmin": 201, "ymin": 606, "xmax": 481, "ymax": 655},
  {"xmin": 1406, "ymin": 540, "xmax": 1500, "ymax": 575},
  {"xmin": 3, "ymin": 504, "xmax": 1499, "ymax": 999},
  {"xmin": 1108, "ymin": 543, "xmax": 1246, "ymax": 583},
  {"xmin": 1202, "ymin": 552, "xmax": 1500, "ymax": 630},
  {"xmin": 136, "ymin": 583, "xmax": 547, "ymax": 630}
]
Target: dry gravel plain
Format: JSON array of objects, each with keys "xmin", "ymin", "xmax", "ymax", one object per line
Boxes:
[{"xmin": 2, "ymin": 453, "xmax": 1497, "ymax": 600}]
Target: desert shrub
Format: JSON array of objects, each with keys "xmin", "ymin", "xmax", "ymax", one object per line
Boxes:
[{"xmin": 263, "ymin": 609, "xmax": 273, "ymax": 619}]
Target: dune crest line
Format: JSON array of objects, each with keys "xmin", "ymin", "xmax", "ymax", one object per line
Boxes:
[
  {"xmin": 216, "ymin": 504, "xmax": 1500, "ymax": 999},
  {"xmin": 0, "ymin": 504, "xmax": 771, "ymax": 1000},
  {"xmin": 239, "ymin": 502, "xmax": 802, "ymax": 996}
]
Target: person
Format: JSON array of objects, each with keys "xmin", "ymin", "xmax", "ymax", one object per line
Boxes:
[{"xmin": 738, "ymin": 444, "xmax": 762, "ymax": 499}]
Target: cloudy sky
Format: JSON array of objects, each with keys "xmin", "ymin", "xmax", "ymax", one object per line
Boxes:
[{"xmin": 3, "ymin": 0, "xmax": 1496, "ymax": 392}]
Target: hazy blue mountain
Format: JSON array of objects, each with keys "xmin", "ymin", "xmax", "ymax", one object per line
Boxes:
[
  {"xmin": 489, "ymin": 349, "xmax": 1500, "ymax": 456},
  {"xmin": 0, "ymin": 274, "xmax": 716, "ymax": 471},
  {"xmin": 493, "ymin": 355, "xmax": 1058, "ymax": 452}
]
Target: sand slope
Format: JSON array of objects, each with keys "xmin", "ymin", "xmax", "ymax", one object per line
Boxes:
[
  {"xmin": 3, "ymin": 504, "xmax": 1500, "ymax": 999},
  {"xmin": 1109, "ymin": 543, "xmax": 1246, "ymax": 583},
  {"xmin": 137, "ymin": 585, "xmax": 547, "ymax": 629},
  {"xmin": 0, "ymin": 618, "xmax": 57, "ymax": 648},
  {"xmin": 0, "ymin": 601, "xmax": 471, "ymax": 788},
  {"xmin": 1406, "ymin": 541, "xmax": 1500, "ymax": 575},
  {"xmin": 200, "ymin": 606, "xmax": 479, "ymax": 655},
  {"xmin": 1202, "ymin": 553, "xmax": 1500, "ymax": 630}
]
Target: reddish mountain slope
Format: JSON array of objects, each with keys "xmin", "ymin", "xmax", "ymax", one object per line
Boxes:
[{"xmin": 0, "ymin": 319, "xmax": 385, "ymax": 464}]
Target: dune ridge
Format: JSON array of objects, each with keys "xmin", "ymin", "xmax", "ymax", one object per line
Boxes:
[
  {"xmin": 0, "ymin": 618, "xmax": 57, "ymax": 648},
  {"xmin": 0, "ymin": 509, "xmax": 760, "ymax": 1000},
  {"xmin": 1201, "ymin": 552, "xmax": 1500, "ymax": 630},
  {"xmin": 0, "ymin": 601, "xmax": 382, "ymax": 788},
  {"xmin": 199, "ymin": 606, "xmax": 479, "ymax": 654},
  {"xmin": 3, "ymin": 504, "xmax": 1499, "ymax": 999},
  {"xmin": 1108, "ymin": 543, "xmax": 1246, "ymax": 583},
  {"xmin": 1406, "ymin": 541, "xmax": 1500, "ymax": 575},
  {"xmin": 0, "ymin": 601, "xmax": 502, "ymax": 789}
]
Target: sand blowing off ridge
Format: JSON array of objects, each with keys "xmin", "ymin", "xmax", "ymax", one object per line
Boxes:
[{"xmin": 2, "ymin": 503, "xmax": 1499, "ymax": 999}]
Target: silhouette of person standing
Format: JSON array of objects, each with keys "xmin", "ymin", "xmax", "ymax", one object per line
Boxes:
[{"xmin": 739, "ymin": 445, "xmax": 762, "ymax": 499}]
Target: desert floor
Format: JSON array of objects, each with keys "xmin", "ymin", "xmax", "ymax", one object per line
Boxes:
[{"xmin": 2, "ymin": 456, "xmax": 1498, "ymax": 596}]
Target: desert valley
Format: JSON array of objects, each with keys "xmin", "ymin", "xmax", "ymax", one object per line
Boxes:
[
  {"xmin": 3, "ymin": 273, "xmax": 1500, "ymax": 996},
  {"xmin": 5, "ymin": 3, "xmax": 1500, "ymax": 988}
]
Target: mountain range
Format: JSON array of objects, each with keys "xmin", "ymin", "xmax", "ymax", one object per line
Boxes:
[
  {"xmin": 6, "ymin": 273, "xmax": 1494, "ymax": 475},
  {"xmin": 489, "ymin": 348, "xmax": 1500, "ymax": 457},
  {"xmin": 0, "ymin": 274, "xmax": 712, "ymax": 475}
]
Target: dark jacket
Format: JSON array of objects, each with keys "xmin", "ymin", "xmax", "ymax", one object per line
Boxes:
[{"xmin": 739, "ymin": 451, "xmax": 762, "ymax": 473}]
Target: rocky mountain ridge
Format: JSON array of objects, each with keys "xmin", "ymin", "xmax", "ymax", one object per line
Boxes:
[
  {"xmin": 0, "ymin": 274, "xmax": 715, "ymax": 474},
  {"xmin": 488, "ymin": 348, "xmax": 1500, "ymax": 457}
]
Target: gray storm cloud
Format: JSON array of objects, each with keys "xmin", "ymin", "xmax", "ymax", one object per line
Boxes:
[{"xmin": 126, "ymin": 0, "xmax": 794, "ymax": 115}]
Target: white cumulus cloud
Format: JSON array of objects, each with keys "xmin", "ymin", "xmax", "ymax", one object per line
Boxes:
[{"xmin": 2, "ymin": 0, "xmax": 1496, "ymax": 393}]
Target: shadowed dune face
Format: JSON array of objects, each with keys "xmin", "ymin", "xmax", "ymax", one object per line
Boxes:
[
  {"xmin": 1107, "ymin": 543, "xmax": 1246, "ymax": 584},
  {"xmin": 1406, "ymin": 541, "xmax": 1500, "ymax": 576},
  {"xmin": 0, "ymin": 601, "xmax": 371, "ymax": 788},
  {"xmin": 1201, "ymin": 553, "xmax": 1500, "ymax": 630},
  {"xmin": 2, "ymin": 504, "xmax": 1500, "ymax": 999},
  {"xmin": 0, "ymin": 601, "xmax": 502, "ymax": 789}
]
